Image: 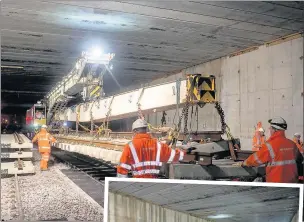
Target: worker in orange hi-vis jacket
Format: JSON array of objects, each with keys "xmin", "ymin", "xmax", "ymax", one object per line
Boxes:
[
  {"xmin": 117, "ymin": 119, "xmax": 187, "ymax": 178},
  {"xmin": 32, "ymin": 125, "xmax": 57, "ymax": 171},
  {"xmin": 293, "ymin": 133, "xmax": 303, "ymax": 156},
  {"xmin": 252, "ymin": 122, "xmax": 266, "ymax": 151},
  {"xmin": 242, "ymin": 117, "xmax": 303, "ymax": 183}
]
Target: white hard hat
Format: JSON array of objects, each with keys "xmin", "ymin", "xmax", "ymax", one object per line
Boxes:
[
  {"xmin": 41, "ymin": 125, "xmax": 47, "ymax": 128},
  {"xmin": 258, "ymin": 128, "xmax": 265, "ymax": 132},
  {"xmin": 294, "ymin": 133, "xmax": 301, "ymax": 137},
  {"xmin": 132, "ymin": 119, "xmax": 148, "ymax": 131},
  {"xmin": 268, "ymin": 116, "xmax": 287, "ymax": 130}
]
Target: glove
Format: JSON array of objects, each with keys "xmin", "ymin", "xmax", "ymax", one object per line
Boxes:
[{"xmin": 186, "ymin": 147, "xmax": 196, "ymax": 154}]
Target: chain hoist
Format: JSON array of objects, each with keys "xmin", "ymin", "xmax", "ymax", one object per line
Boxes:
[
  {"xmin": 171, "ymin": 86, "xmax": 191, "ymax": 148},
  {"xmin": 90, "ymin": 109, "xmax": 94, "ymax": 134},
  {"xmin": 161, "ymin": 111, "xmax": 167, "ymax": 127},
  {"xmin": 76, "ymin": 105, "xmax": 80, "ymax": 133},
  {"xmin": 214, "ymin": 101, "xmax": 234, "ymax": 140}
]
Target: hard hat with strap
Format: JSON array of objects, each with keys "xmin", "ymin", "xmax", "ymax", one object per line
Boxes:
[{"xmin": 268, "ymin": 117, "xmax": 287, "ymax": 130}]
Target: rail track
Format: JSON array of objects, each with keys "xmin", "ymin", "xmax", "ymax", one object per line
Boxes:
[
  {"xmin": 1, "ymin": 174, "xmax": 24, "ymax": 221},
  {"xmin": 51, "ymin": 147, "xmax": 118, "ymax": 206},
  {"xmin": 52, "ymin": 147, "xmax": 117, "ymax": 180}
]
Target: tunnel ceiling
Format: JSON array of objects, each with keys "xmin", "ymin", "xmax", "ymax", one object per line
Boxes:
[
  {"xmin": 110, "ymin": 181, "xmax": 300, "ymax": 222},
  {"xmin": 1, "ymin": 0, "xmax": 304, "ymax": 115}
]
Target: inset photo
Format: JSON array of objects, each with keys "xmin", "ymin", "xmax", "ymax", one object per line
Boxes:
[{"xmin": 104, "ymin": 178, "xmax": 303, "ymax": 222}]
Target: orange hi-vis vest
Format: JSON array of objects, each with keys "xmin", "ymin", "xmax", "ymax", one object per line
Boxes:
[
  {"xmin": 117, "ymin": 133, "xmax": 184, "ymax": 178},
  {"xmin": 252, "ymin": 132, "xmax": 266, "ymax": 151},
  {"xmin": 252, "ymin": 121, "xmax": 265, "ymax": 151},
  {"xmin": 293, "ymin": 138, "xmax": 303, "ymax": 155},
  {"xmin": 32, "ymin": 129, "xmax": 56, "ymax": 153},
  {"xmin": 244, "ymin": 131, "xmax": 301, "ymax": 183}
]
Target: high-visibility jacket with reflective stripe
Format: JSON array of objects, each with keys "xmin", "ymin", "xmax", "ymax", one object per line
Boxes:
[
  {"xmin": 293, "ymin": 138, "xmax": 303, "ymax": 155},
  {"xmin": 32, "ymin": 129, "xmax": 56, "ymax": 153},
  {"xmin": 252, "ymin": 132, "xmax": 266, "ymax": 151},
  {"xmin": 117, "ymin": 133, "xmax": 184, "ymax": 178},
  {"xmin": 244, "ymin": 131, "xmax": 303, "ymax": 183}
]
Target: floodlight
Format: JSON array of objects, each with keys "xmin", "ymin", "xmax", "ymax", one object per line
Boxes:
[{"xmin": 90, "ymin": 47, "xmax": 103, "ymax": 58}]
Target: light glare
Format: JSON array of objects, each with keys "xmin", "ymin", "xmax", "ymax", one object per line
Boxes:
[
  {"xmin": 207, "ymin": 214, "xmax": 233, "ymax": 219},
  {"xmin": 91, "ymin": 47, "xmax": 103, "ymax": 58}
]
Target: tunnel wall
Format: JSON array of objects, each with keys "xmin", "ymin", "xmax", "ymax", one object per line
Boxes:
[
  {"xmin": 142, "ymin": 36, "xmax": 303, "ymax": 150},
  {"xmin": 108, "ymin": 191, "xmax": 210, "ymax": 222}
]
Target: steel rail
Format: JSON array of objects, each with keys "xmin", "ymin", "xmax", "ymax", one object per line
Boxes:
[{"xmin": 14, "ymin": 173, "xmax": 24, "ymax": 221}]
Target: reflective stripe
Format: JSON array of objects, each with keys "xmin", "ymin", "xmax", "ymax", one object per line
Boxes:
[
  {"xmin": 120, "ymin": 163, "xmax": 132, "ymax": 170},
  {"xmin": 156, "ymin": 142, "xmax": 161, "ymax": 162},
  {"xmin": 266, "ymin": 142, "xmax": 297, "ymax": 167},
  {"xmin": 117, "ymin": 173, "xmax": 128, "ymax": 178},
  {"xmin": 179, "ymin": 151, "xmax": 184, "ymax": 161},
  {"xmin": 168, "ymin": 149, "xmax": 176, "ymax": 163},
  {"xmin": 38, "ymin": 138, "xmax": 49, "ymax": 141},
  {"xmin": 132, "ymin": 169, "xmax": 160, "ymax": 176},
  {"xmin": 39, "ymin": 146, "xmax": 50, "ymax": 149},
  {"xmin": 42, "ymin": 155, "xmax": 49, "ymax": 160},
  {"xmin": 269, "ymin": 159, "xmax": 296, "ymax": 167},
  {"xmin": 265, "ymin": 143, "xmax": 275, "ymax": 160},
  {"xmin": 129, "ymin": 142, "xmax": 140, "ymax": 163},
  {"xmin": 253, "ymin": 153, "xmax": 263, "ymax": 165},
  {"xmin": 133, "ymin": 161, "xmax": 162, "ymax": 168}
]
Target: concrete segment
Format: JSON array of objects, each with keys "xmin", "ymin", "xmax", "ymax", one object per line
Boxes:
[
  {"xmin": 53, "ymin": 143, "xmax": 121, "ymax": 164},
  {"xmin": 108, "ymin": 191, "xmax": 210, "ymax": 222},
  {"xmin": 109, "ymin": 181, "xmax": 300, "ymax": 222},
  {"xmin": 143, "ymin": 37, "xmax": 303, "ymax": 150}
]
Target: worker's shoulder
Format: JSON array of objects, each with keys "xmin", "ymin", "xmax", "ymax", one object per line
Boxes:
[
  {"xmin": 285, "ymin": 137, "xmax": 297, "ymax": 145},
  {"xmin": 272, "ymin": 137, "xmax": 297, "ymax": 147}
]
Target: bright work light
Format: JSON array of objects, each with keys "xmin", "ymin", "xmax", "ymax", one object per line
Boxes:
[{"xmin": 90, "ymin": 47, "xmax": 103, "ymax": 58}]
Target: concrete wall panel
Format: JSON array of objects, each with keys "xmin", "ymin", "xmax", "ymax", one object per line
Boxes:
[
  {"xmin": 108, "ymin": 191, "xmax": 210, "ymax": 222},
  {"xmin": 144, "ymin": 37, "xmax": 303, "ymax": 150}
]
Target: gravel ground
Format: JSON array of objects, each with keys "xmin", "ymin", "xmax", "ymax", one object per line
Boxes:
[
  {"xmin": 1, "ymin": 176, "xmax": 18, "ymax": 221},
  {"xmin": 1, "ymin": 150, "xmax": 104, "ymax": 221}
]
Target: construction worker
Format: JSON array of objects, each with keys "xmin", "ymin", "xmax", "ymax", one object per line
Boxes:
[
  {"xmin": 293, "ymin": 133, "xmax": 303, "ymax": 156},
  {"xmin": 252, "ymin": 122, "xmax": 266, "ymax": 151},
  {"xmin": 242, "ymin": 117, "xmax": 303, "ymax": 183},
  {"xmin": 117, "ymin": 119, "xmax": 186, "ymax": 178},
  {"xmin": 32, "ymin": 125, "xmax": 56, "ymax": 171}
]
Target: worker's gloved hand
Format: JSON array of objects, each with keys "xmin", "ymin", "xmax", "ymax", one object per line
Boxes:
[
  {"xmin": 232, "ymin": 161, "xmax": 244, "ymax": 167},
  {"xmin": 185, "ymin": 147, "xmax": 196, "ymax": 154}
]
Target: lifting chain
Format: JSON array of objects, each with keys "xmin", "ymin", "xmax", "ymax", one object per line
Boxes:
[
  {"xmin": 138, "ymin": 105, "xmax": 144, "ymax": 120},
  {"xmin": 170, "ymin": 87, "xmax": 191, "ymax": 148},
  {"xmin": 214, "ymin": 101, "xmax": 226, "ymax": 134},
  {"xmin": 137, "ymin": 88, "xmax": 145, "ymax": 120},
  {"xmin": 170, "ymin": 75, "xmax": 235, "ymax": 147},
  {"xmin": 161, "ymin": 111, "xmax": 167, "ymax": 127},
  {"xmin": 214, "ymin": 101, "xmax": 234, "ymax": 140},
  {"xmin": 176, "ymin": 86, "xmax": 191, "ymax": 134},
  {"xmin": 76, "ymin": 105, "xmax": 80, "ymax": 133}
]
